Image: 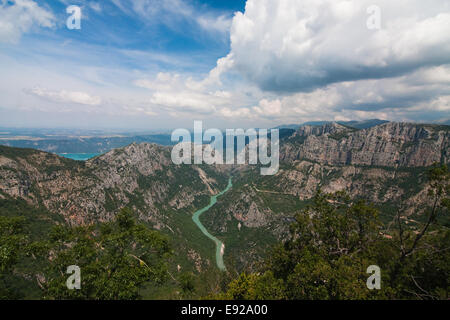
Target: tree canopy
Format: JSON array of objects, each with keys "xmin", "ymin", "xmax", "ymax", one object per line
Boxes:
[
  {"xmin": 42, "ymin": 208, "xmax": 173, "ymax": 300},
  {"xmin": 218, "ymin": 165, "xmax": 449, "ymax": 300}
]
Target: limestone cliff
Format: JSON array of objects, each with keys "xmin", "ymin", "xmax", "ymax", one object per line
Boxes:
[{"xmin": 281, "ymin": 122, "xmax": 449, "ymax": 167}]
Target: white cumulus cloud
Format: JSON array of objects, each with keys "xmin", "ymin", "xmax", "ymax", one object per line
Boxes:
[
  {"xmin": 224, "ymin": 0, "xmax": 450, "ymax": 92},
  {"xmin": 27, "ymin": 87, "xmax": 102, "ymax": 106},
  {"xmin": 202, "ymin": 0, "xmax": 450, "ymax": 124},
  {"xmin": 0, "ymin": 0, "xmax": 55, "ymax": 43},
  {"xmin": 134, "ymin": 72, "xmax": 255, "ymax": 116}
]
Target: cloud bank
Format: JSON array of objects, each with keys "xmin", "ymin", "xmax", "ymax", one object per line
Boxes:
[
  {"xmin": 224, "ymin": 0, "xmax": 450, "ymax": 92},
  {"xmin": 202, "ymin": 0, "xmax": 450, "ymax": 123}
]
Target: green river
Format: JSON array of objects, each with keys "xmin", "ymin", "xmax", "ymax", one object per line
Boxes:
[{"xmin": 192, "ymin": 177, "xmax": 232, "ymax": 272}]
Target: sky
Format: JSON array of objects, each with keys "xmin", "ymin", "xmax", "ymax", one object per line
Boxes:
[{"xmin": 0, "ymin": 0, "xmax": 449, "ymax": 130}]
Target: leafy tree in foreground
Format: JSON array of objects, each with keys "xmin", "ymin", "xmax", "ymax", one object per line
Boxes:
[
  {"xmin": 218, "ymin": 165, "xmax": 449, "ymax": 300},
  {"xmin": 42, "ymin": 208, "xmax": 172, "ymax": 300},
  {"xmin": 222, "ymin": 192, "xmax": 394, "ymax": 299},
  {"xmin": 0, "ymin": 216, "xmax": 29, "ymax": 299},
  {"xmin": 391, "ymin": 164, "xmax": 450, "ymax": 299}
]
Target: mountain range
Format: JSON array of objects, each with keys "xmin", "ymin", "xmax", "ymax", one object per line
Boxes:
[{"xmin": 1, "ymin": 121, "xmax": 449, "ymax": 294}]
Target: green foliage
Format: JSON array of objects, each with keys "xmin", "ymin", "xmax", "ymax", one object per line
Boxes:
[
  {"xmin": 179, "ymin": 272, "xmax": 196, "ymax": 294},
  {"xmin": 218, "ymin": 169, "xmax": 450, "ymax": 300},
  {"xmin": 266, "ymin": 192, "xmax": 391, "ymax": 299},
  {"xmin": 0, "ymin": 198, "xmax": 62, "ymax": 299},
  {"xmin": 0, "ymin": 216, "xmax": 29, "ymax": 299},
  {"xmin": 0, "ymin": 145, "xmax": 40, "ymax": 160},
  {"xmin": 217, "ymin": 272, "xmax": 285, "ymax": 300},
  {"xmin": 0, "ymin": 216, "xmax": 28, "ymax": 273},
  {"xmin": 328, "ymin": 132, "xmax": 350, "ymax": 141},
  {"xmin": 42, "ymin": 208, "xmax": 172, "ymax": 300}
]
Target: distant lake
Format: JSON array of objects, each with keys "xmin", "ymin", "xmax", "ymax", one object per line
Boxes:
[{"xmin": 57, "ymin": 153, "xmax": 100, "ymax": 161}]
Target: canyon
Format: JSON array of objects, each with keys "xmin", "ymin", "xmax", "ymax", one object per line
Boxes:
[{"xmin": 1, "ymin": 122, "xmax": 449, "ymax": 273}]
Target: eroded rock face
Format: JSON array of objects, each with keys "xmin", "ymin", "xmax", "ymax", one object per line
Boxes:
[
  {"xmin": 227, "ymin": 188, "xmax": 272, "ymax": 228},
  {"xmin": 269, "ymin": 163, "xmax": 414, "ymax": 204},
  {"xmin": 282, "ymin": 122, "xmax": 449, "ymax": 167},
  {"xmin": 187, "ymin": 249, "xmax": 209, "ymax": 273},
  {"xmin": 0, "ymin": 143, "xmax": 227, "ymax": 226},
  {"xmin": 274, "ymin": 122, "xmax": 449, "ymax": 208}
]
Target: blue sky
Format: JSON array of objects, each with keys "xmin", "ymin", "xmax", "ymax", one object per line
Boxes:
[
  {"xmin": 45, "ymin": 1, "xmax": 241, "ymax": 62},
  {"xmin": 14, "ymin": 0, "xmax": 244, "ymax": 74},
  {"xmin": 0, "ymin": 0, "xmax": 449, "ymax": 129}
]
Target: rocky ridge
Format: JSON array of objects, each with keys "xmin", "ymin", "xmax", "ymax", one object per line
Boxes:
[
  {"xmin": 281, "ymin": 122, "xmax": 449, "ymax": 167},
  {"xmin": 0, "ymin": 143, "xmax": 227, "ymax": 226}
]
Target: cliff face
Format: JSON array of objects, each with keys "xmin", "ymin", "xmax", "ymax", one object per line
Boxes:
[
  {"xmin": 281, "ymin": 122, "xmax": 449, "ymax": 167},
  {"xmin": 234, "ymin": 123, "xmax": 449, "ymax": 228},
  {"xmin": 0, "ymin": 143, "xmax": 227, "ymax": 226}
]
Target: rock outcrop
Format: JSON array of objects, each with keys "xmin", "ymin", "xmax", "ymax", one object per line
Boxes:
[{"xmin": 281, "ymin": 122, "xmax": 449, "ymax": 167}]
